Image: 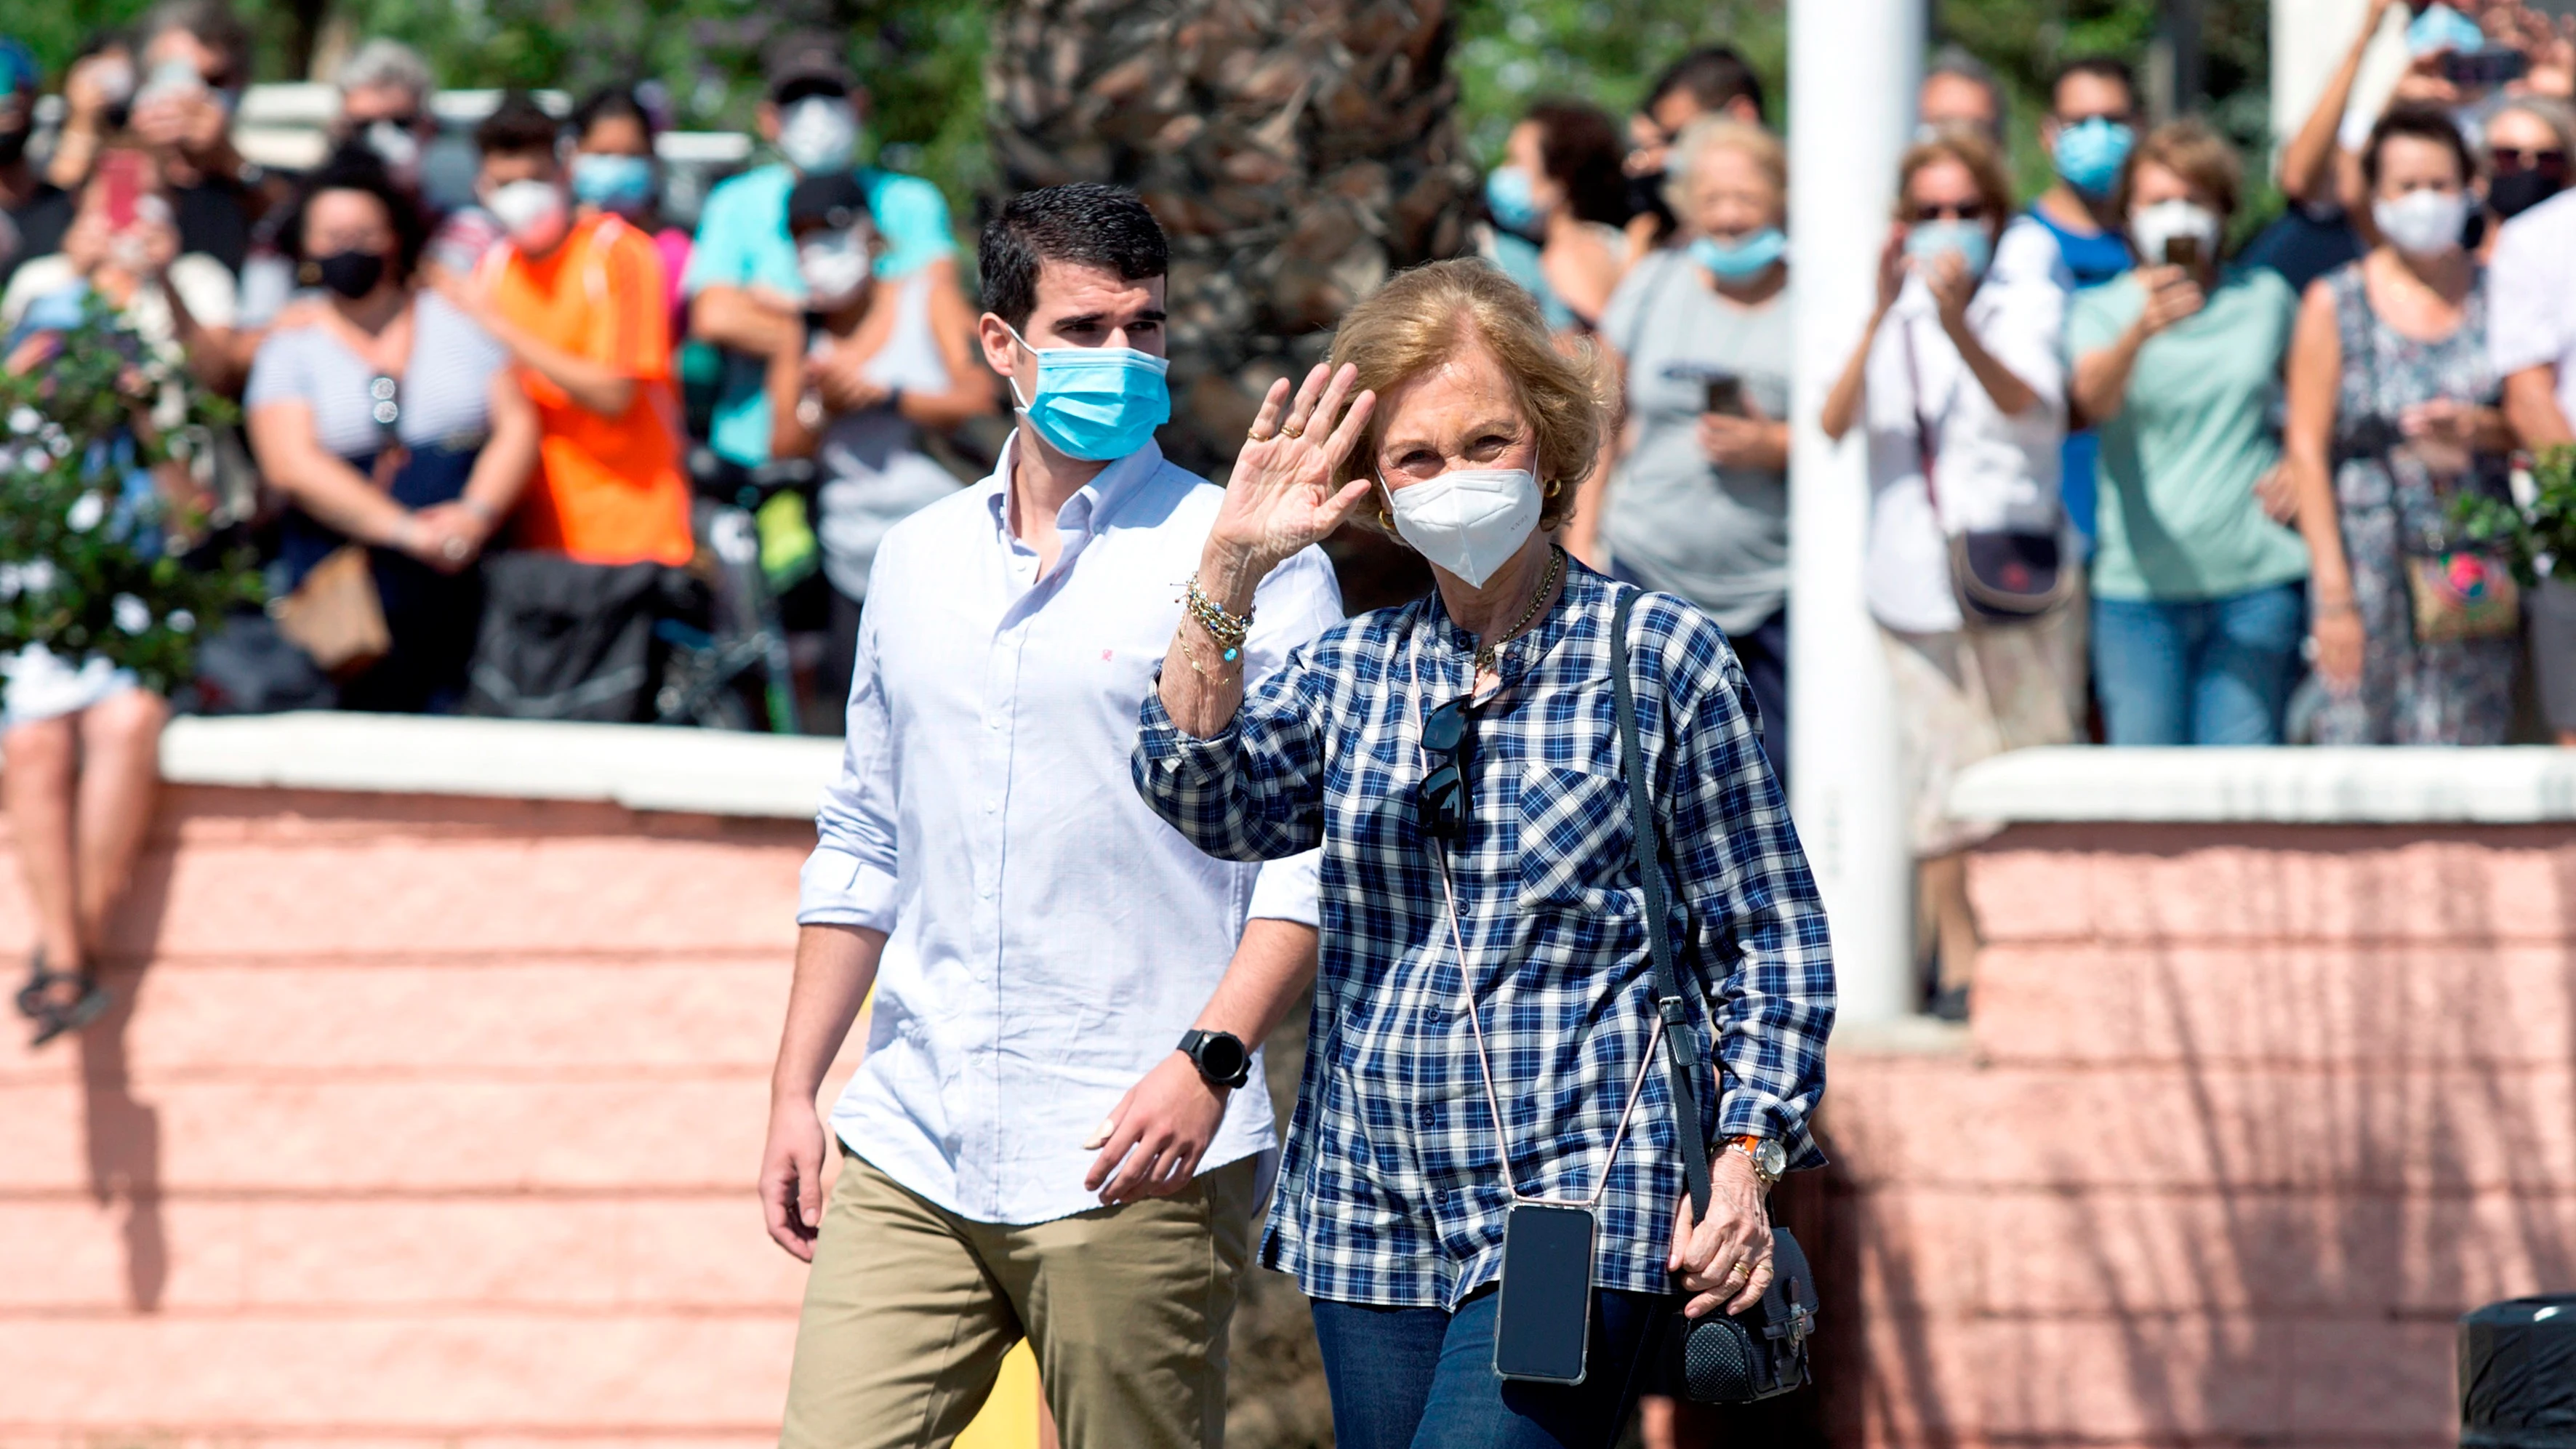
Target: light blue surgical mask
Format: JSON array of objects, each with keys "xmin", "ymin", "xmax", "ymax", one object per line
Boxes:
[
  {"xmin": 1485, "ymin": 166, "xmax": 1546, "ymax": 238},
  {"xmin": 2409, "ymin": 3, "xmax": 2488, "ymax": 57},
  {"xmin": 1905, "ymin": 219, "xmax": 1993, "ymax": 277},
  {"xmin": 571, "ymin": 153, "xmax": 655, "ymax": 214},
  {"xmin": 2052, "ymin": 116, "xmax": 2134, "ymax": 198},
  {"xmin": 1690, "ymin": 227, "xmax": 1786, "ymax": 281},
  {"xmin": 1003, "ymin": 323, "xmax": 1172, "ymax": 462}
]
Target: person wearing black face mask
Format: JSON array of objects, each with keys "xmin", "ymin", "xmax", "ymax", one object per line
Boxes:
[
  {"xmin": 242, "ymin": 158, "xmax": 540, "ymax": 713},
  {"xmin": 2482, "ymin": 98, "xmax": 2575, "ymax": 226}
]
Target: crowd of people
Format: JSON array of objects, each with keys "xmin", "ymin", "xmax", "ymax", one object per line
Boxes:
[
  {"xmin": 0, "ymin": 4, "xmax": 995, "ymax": 1043},
  {"xmin": 1459, "ymin": 3, "xmax": 2576, "ymax": 1014}
]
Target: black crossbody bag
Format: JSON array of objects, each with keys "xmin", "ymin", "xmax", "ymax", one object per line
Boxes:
[{"xmin": 1608, "ymin": 587, "xmax": 1818, "ymax": 1403}]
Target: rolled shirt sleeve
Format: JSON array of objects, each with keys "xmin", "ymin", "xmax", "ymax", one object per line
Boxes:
[
  {"xmin": 798, "ymin": 593, "xmax": 903, "ymax": 931},
  {"xmin": 1247, "ymin": 849, "xmax": 1320, "ymax": 926}
]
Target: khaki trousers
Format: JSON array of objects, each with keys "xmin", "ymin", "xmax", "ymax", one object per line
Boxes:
[{"xmin": 779, "ymin": 1147, "xmax": 1258, "ymax": 1449}]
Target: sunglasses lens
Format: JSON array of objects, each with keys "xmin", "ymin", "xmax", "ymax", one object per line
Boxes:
[
  {"xmin": 1424, "ymin": 702, "xmax": 1466, "ymax": 753},
  {"xmin": 1419, "ymin": 768, "xmax": 1464, "ymax": 839}
]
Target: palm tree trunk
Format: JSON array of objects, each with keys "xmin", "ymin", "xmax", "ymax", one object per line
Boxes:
[{"xmin": 990, "ymin": 0, "xmax": 1474, "ymax": 609}]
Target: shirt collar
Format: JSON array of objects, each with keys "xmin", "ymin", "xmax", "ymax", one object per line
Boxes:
[
  {"xmin": 979, "ymin": 430, "xmax": 1168, "ymax": 545},
  {"xmin": 1418, "ymin": 543, "xmax": 1588, "ymax": 684}
]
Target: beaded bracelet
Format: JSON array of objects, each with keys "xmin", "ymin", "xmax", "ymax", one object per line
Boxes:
[
  {"xmin": 1173, "ymin": 627, "xmax": 1241, "ymax": 681},
  {"xmin": 1181, "ymin": 577, "xmax": 1253, "ymax": 662}
]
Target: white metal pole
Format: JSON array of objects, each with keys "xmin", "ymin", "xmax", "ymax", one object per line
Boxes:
[{"xmin": 1787, "ymin": 0, "xmax": 1919, "ymax": 1028}]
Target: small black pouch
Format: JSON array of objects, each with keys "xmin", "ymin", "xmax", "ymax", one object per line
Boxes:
[
  {"xmin": 1669, "ymin": 1226, "xmax": 1818, "ymax": 1402},
  {"xmin": 1950, "ymin": 528, "xmax": 2074, "ymax": 620}
]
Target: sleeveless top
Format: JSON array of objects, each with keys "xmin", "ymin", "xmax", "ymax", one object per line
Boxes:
[
  {"xmin": 812, "ymin": 276, "xmax": 965, "ymax": 601},
  {"xmin": 2324, "ymin": 260, "xmax": 2508, "ymax": 549}
]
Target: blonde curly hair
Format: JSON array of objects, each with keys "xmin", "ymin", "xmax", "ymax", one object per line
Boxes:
[{"xmin": 1323, "ymin": 257, "xmax": 1608, "ymax": 537}]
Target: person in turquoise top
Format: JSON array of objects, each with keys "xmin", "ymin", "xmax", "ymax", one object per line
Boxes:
[
  {"xmin": 686, "ymin": 33, "xmax": 962, "ymax": 467},
  {"xmin": 2069, "ymin": 119, "xmax": 2311, "ymax": 744}
]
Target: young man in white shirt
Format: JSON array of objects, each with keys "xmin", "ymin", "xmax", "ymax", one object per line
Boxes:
[{"xmin": 759, "ymin": 182, "xmax": 1343, "ymax": 1449}]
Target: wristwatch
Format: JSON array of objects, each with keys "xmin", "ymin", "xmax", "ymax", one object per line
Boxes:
[
  {"xmin": 1728, "ymin": 1135, "xmax": 1786, "ymax": 1189},
  {"xmin": 1178, "ymin": 1029, "xmax": 1251, "ymax": 1089}
]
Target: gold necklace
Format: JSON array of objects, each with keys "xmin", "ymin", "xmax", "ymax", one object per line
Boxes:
[{"xmin": 1472, "ymin": 546, "xmax": 1564, "ymax": 675}]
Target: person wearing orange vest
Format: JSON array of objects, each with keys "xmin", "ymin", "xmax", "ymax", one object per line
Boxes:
[{"xmin": 437, "ymin": 92, "xmax": 692, "ymax": 569}]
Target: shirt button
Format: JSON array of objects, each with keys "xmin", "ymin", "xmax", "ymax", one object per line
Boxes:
[
  {"xmin": 1417, "ymin": 1104, "xmax": 1440, "ymax": 1129},
  {"xmin": 985, "ymin": 799, "xmax": 999, "ymax": 813}
]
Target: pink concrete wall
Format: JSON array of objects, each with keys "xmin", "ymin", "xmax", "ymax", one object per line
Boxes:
[
  {"xmin": 1826, "ymin": 823, "xmax": 2576, "ymax": 1449},
  {"xmin": 0, "ymin": 784, "xmax": 842, "ymax": 1447}
]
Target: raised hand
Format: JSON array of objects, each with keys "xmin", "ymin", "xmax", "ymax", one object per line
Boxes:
[{"xmin": 1206, "ymin": 363, "xmax": 1379, "ymax": 584}]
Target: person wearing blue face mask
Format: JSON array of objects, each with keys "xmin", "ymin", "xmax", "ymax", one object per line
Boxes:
[
  {"xmin": 1579, "ymin": 115, "xmax": 1795, "ymax": 780},
  {"xmin": 1472, "ymin": 100, "xmax": 1632, "ymax": 337},
  {"xmin": 2002, "ymin": 57, "xmax": 2142, "ymax": 555},
  {"xmin": 1821, "ymin": 128, "xmax": 2074, "ymax": 1019},
  {"xmin": 568, "ymin": 85, "xmax": 693, "ymax": 342},
  {"xmin": 686, "ymin": 33, "xmax": 964, "ymax": 471},
  {"xmin": 760, "ymin": 182, "xmax": 1341, "ymax": 1448}
]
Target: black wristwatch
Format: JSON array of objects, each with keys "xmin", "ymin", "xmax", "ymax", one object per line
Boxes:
[{"xmin": 1178, "ymin": 1029, "xmax": 1251, "ymax": 1089}]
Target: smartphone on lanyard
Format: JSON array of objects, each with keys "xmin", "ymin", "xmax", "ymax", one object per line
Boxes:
[{"xmin": 1493, "ymin": 1201, "xmax": 1597, "ymax": 1384}]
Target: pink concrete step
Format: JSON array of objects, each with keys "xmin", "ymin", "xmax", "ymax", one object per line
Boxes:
[
  {"xmin": 1971, "ymin": 823, "xmax": 2576, "ymax": 944},
  {"xmin": 1971, "ymin": 942, "xmax": 2576, "ymax": 1065}
]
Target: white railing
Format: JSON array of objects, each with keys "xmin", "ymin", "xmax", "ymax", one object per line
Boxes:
[{"xmin": 159, "ymin": 712, "xmax": 840, "ymax": 820}]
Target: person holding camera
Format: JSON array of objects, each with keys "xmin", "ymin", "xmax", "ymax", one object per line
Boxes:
[
  {"xmin": 2069, "ymin": 119, "xmax": 2311, "ymax": 745},
  {"xmin": 1133, "ymin": 257, "xmax": 1834, "ymax": 1448}
]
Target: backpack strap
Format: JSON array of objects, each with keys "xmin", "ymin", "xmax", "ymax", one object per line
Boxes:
[{"xmin": 1608, "ymin": 586, "xmax": 1714, "ymax": 1222}]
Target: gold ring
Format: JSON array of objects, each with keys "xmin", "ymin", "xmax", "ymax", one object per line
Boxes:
[
  {"xmin": 1280, "ymin": 422, "xmax": 1305, "ymax": 439},
  {"xmin": 1245, "ymin": 427, "xmax": 1273, "ymax": 443},
  {"xmin": 1725, "ymin": 1260, "xmax": 1751, "ymax": 1281}
]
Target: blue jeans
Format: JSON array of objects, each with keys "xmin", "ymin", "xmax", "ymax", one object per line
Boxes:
[
  {"xmin": 1311, "ymin": 1287, "xmax": 1670, "ymax": 1449},
  {"xmin": 2091, "ymin": 582, "xmax": 2307, "ymax": 744}
]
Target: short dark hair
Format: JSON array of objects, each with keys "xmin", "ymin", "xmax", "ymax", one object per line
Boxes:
[
  {"xmin": 2052, "ymin": 55, "xmax": 2138, "ymax": 115},
  {"xmin": 978, "ymin": 183, "xmax": 1169, "ymax": 330},
  {"xmin": 143, "ymin": 0, "xmax": 250, "ymax": 87},
  {"xmin": 787, "ymin": 171, "xmax": 871, "ymax": 234},
  {"xmin": 475, "ymin": 92, "xmax": 560, "ymax": 158},
  {"xmin": 2364, "ymin": 101, "xmax": 2479, "ymax": 190},
  {"xmin": 277, "ymin": 148, "xmax": 432, "ymax": 283},
  {"xmin": 571, "ymin": 84, "xmax": 657, "ymax": 145},
  {"xmin": 1645, "ymin": 46, "xmax": 1766, "ymax": 124},
  {"xmin": 1526, "ymin": 99, "xmax": 1632, "ymax": 228}
]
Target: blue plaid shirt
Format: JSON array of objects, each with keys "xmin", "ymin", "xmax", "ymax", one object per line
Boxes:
[{"xmin": 1133, "ymin": 562, "xmax": 1834, "ymax": 1309}]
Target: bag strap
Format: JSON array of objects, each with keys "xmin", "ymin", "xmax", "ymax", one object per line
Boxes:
[{"xmin": 1608, "ymin": 587, "xmax": 1714, "ymax": 1223}]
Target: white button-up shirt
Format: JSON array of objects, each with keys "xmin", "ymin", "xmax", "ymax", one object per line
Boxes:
[{"xmin": 798, "ymin": 435, "xmax": 1344, "ymax": 1226}]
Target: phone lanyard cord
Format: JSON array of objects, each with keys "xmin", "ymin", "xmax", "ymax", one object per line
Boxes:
[{"xmin": 1412, "ymin": 623, "xmax": 1661, "ymax": 1213}]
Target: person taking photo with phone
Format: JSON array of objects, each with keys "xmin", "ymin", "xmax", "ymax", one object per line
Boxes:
[
  {"xmin": 1, "ymin": 133, "xmax": 239, "ymax": 392},
  {"xmin": 2069, "ymin": 119, "xmax": 2311, "ymax": 745},
  {"xmin": 1582, "ymin": 118, "xmax": 1793, "ymax": 780},
  {"xmin": 1818, "ymin": 126, "xmax": 2073, "ymax": 1019},
  {"xmin": 1132, "ymin": 257, "xmax": 1834, "ymax": 1449}
]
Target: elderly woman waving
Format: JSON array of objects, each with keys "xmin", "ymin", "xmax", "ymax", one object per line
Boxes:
[{"xmin": 1132, "ymin": 259, "xmax": 1834, "ymax": 1448}]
